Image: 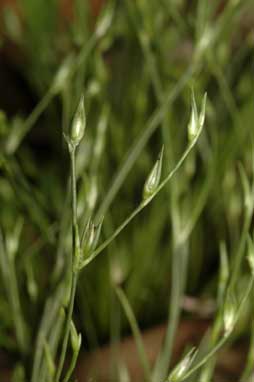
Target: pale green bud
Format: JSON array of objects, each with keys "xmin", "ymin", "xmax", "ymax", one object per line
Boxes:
[
  {"xmin": 81, "ymin": 217, "xmax": 104, "ymax": 261},
  {"xmin": 70, "ymin": 95, "xmax": 86, "ymax": 146},
  {"xmin": 188, "ymin": 91, "xmax": 199, "ymax": 142},
  {"xmin": 70, "ymin": 320, "xmax": 82, "ymax": 352},
  {"xmin": 188, "ymin": 91, "xmax": 207, "ymax": 142},
  {"xmin": 167, "ymin": 347, "xmax": 197, "ymax": 382},
  {"xmin": 223, "ymin": 295, "xmax": 236, "ymax": 335},
  {"xmin": 143, "ymin": 146, "xmax": 164, "ymax": 201}
]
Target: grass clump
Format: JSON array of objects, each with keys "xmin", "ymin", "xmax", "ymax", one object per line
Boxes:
[{"xmin": 0, "ymin": 1, "xmax": 254, "ymax": 381}]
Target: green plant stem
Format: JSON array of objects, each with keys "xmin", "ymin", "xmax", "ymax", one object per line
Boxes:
[
  {"xmin": 199, "ymin": 204, "xmax": 252, "ymax": 381},
  {"xmin": 229, "ymin": 193, "xmax": 254, "ymax": 292},
  {"xmin": 62, "ymin": 346, "xmax": 80, "ymax": 382},
  {"xmin": 82, "ymin": 130, "xmax": 201, "ymax": 269},
  {"xmin": 176, "ymin": 277, "xmax": 254, "ymax": 382},
  {"xmin": 31, "ymin": 285, "xmax": 66, "ymax": 382},
  {"xmin": 115, "ymin": 287, "xmax": 152, "ymax": 382},
  {"xmin": 31, "ymin": 185, "xmax": 71, "ymax": 382},
  {"xmin": 0, "ymin": 230, "xmax": 28, "ymax": 354},
  {"xmin": 40, "ymin": 308, "xmax": 66, "ymax": 382},
  {"xmin": 7, "ymin": 34, "xmax": 98, "ymax": 155},
  {"xmin": 96, "ymin": 63, "xmax": 195, "ymax": 220},
  {"xmin": 55, "ymin": 275, "xmax": 78, "ymax": 382},
  {"xmin": 8, "ymin": 257, "xmax": 28, "ymax": 354},
  {"xmin": 55, "ymin": 147, "xmax": 79, "ymax": 382},
  {"xmin": 125, "ymin": 8, "xmax": 196, "ymax": 379},
  {"xmin": 241, "ymin": 316, "xmax": 254, "ymax": 381}
]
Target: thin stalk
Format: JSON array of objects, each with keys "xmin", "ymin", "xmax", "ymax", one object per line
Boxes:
[
  {"xmin": 32, "ymin": 173, "xmax": 71, "ymax": 381},
  {"xmin": 62, "ymin": 346, "xmax": 79, "ymax": 382},
  {"xmin": 7, "ymin": 34, "xmax": 97, "ymax": 155},
  {"xmin": 8, "ymin": 257, "xmax": 28, "ymax": 354},
  {"xmin": 40, "ymin": 309, "xmax": 65, "ymax": 382},
  {"xmin": 0, "ymin": 229, "xmax": 28, "ymax": 354},
  {"xmin": 55, "ymin": 147, "xmax": 79, "ymax": 382},
  {"xmin": 177, "ymin": 277, "xmax": 254, "ymax": 382},
  {"xmin": 229, "ymin": 210, "xmax": 253, "ymax": 291},
  {"xmin": 198, "ymin": 312, "xmax": 223, "ymax": 382},
  {"xmin": 198, "ymin": 215, "xmax": 251, "ymax": 381},
  {"xmin": 31, "ymin": 284, "xmax": 66, "ymax": 382},
  {"xmin": 240, "ymin": 288, "xmax": 254, "ymax": 381},
  {"xmin": 82, "ymin": 132, "xmax": 201, "ymax": 269},
  {"xmin": 95, "ymin": 63, "xmax": 195, "ymax": 220},
  {"xmin": 126, "ymin": 4, "xmax": 193, "ymax": 379},
  {"xmin": 199, "ymin": 202, "xmax": 252, "ymax": 381},
  {"xmin": 153, "ymin": 241, "xmax": 188, "ymax": 382},
  {"xmin": 241, "ymin": 321, "xmax": 254, "ymax": 381},
  {"xmin": 115, "ymin": 287, "xmax": 152, "ymax": 382}
]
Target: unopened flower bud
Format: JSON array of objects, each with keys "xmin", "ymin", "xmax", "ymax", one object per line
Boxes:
[
  {"xmin": 70, "ymin": 320, "xmax": 82, "ymax": 352},
  {"xmin": 143, "ymin": 146, "xmax": 164, "ymax": 202},
  {"xmin": 188, "ymin": 91, "xmax": 199, "ymax": 142},
  {"xmin": 167, "ymin": 347, "xmax": 197, "ymax": 382},
  {"xmin": 188, "ymin": 91, "xmax": 207, "ymax": 142},
  {"xmin": 81, "ymin": 217, "xmax": 104, "ymax": 261},
  {"xmin": 223, "ymin": 295, "xmax": 236, "ymax": 335},
  {"xmin": 70, "ymin": 95, "xmax": 86, "ymax": 147}
]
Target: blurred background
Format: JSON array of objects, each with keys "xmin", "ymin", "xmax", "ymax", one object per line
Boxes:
[{"xmin": 0, "ymin": 0, "xmax": 254, "ymax": 381}]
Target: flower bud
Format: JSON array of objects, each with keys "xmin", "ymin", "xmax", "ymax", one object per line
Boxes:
[
  {"xmin": 70, "ymin": 95, "xmax": 86, "ymax": 147},
  {"xmin": 81, "ymin": 217, "xmax": 104, "ymax": 261},
  {"xmin": 188, "ymin": 91, "xmax": 207, "ymax": 142},
  {"xmin": 188, "ymin": 91, "xmax": 199, "ymax": 142},
  {"xmin": 167, "ymin": 347, "xmax": 197, "ymax": 382},
  {"xmin": 70, "ymin": 320, "xmax": 82, "ymax": 352},
  {"xmin": 143, "ymin": 146, "xmax": 164, "ymax": 202},
  {"xmin": 223, "ymin": 294, "xmax": 236, "ymax": 335}
]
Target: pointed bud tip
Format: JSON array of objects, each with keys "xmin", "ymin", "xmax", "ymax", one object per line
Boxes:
[
  {"xmin": 188, "ymin": 91, "xmax": 207, "ymax": 142},
  {"xmin": 167, "ymin": 347, "xmax": 197, "ymax": 382},
  {"xmin": 142, "ymin": 146, "xmax": 164, "ymax": 201},
  {"xmin": 223, "ymin": 295, "xmax": 236, "ymax": 335},
  {"xmin": 70, "ymin": 95, "xmax": 86, "ymax": 146}
]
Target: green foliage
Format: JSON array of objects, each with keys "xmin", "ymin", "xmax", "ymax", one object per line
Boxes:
[{"xmin": 0, "ymin": 0, "xmax": 254, "ymax": 381}]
